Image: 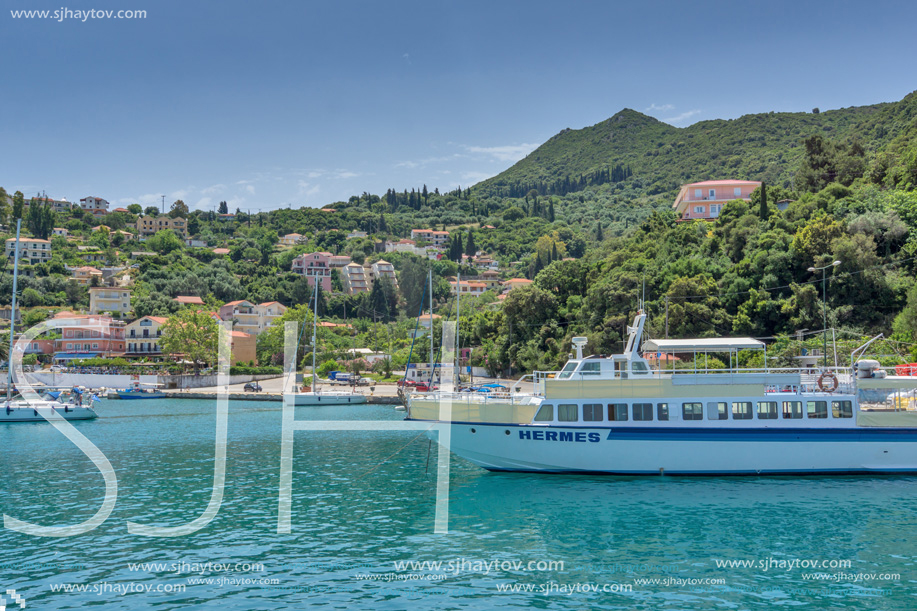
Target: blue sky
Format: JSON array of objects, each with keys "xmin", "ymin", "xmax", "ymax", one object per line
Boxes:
[{"xmin": 2, "ymin": 0, "xmax": 915, "ymax": 212}]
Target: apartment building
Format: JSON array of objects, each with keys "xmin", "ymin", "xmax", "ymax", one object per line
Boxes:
[
  {"xmin": 135, "ymin": 215, "xmax": 189, "ymax": 238},
  {"xmin": 125, "ymin": 316, "xmax": 168, "ymax": 356},
  {"xmin": 672, "ymin": 180, "xmax": 761, "ymax": 220},
  {"xmin": 5, "ymin": 237, "xmax": 52, "ymax": 264},
  {"xmin": 88, "ymin": 287, "xmax": 132, "ymax": 316}
]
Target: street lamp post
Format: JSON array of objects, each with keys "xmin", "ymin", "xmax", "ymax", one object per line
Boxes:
[{"xmin": 807, "ymin": 260, "xmax": 841, "ymax": 368}]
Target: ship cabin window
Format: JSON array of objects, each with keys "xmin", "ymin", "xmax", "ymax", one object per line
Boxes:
[
  {"xmin": 631, "ymin": 361, "xmax": 649, "ymax": 375},
  {"xmin": 558, "ymin": 404, "xmax": 578, "ymax": 422},
  {"xmin": 657, "ymin": 403, "xmax": 669, "ymax": 421},
  {"xmin": 633, "ymin": 403, "xmax": 653, "ymax": 421},
  {"xmin": 782, "ymin": 401, "xmax": 803, "ymax": 419},
  {"xmin": 534, "ymin": 404, "xmax": 554, "ymax": 422},
  {"xmin": 583, "ymin": 403, "xmax": 603, "ymax": 422},
  {"xmin": 608, "ymin": 403, "xmax": 629, "ymax": 421},
  {"xmin": 832, "ymin": 401, "xmax": 853, "ymax": 418},
  {"xmin": 557, "ymin": 362, "xmax": 578, "ymax": 380},
  {"xmin": 807, "ymin": 401, "xmax": 828, "ymax": 419},
  {"xmin": 757, "ymin": 401, "xmax": 778, "ymax": 420},
  {"xmin": 732, "ymin": 402, "xmax": 753, "ymax": 420},
  {"xmin": 682, "ymin": 403, "xmax": 703, "ymax": 421},
  {"xmin": 707, "ymin": 402, "xmax": 728, "ymax": 420},
  {"xmin": 579, "ymin": 362, "xmax": 601, "ymax": 376}
]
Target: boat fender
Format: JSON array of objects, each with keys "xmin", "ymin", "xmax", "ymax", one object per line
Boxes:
[{"xmin": 817, "ymin": 371, "xmax": 839, "ymax": 392}]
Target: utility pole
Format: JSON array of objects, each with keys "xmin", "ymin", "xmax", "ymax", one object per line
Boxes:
[{"xmin": 808, "ymin": 260, "xmax": 841, "ymax": 368}]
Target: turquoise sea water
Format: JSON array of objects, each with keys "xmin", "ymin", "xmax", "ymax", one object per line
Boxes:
[{"xmin": 1, "ymin": 398, "xmax": 916, "ymax": 610}]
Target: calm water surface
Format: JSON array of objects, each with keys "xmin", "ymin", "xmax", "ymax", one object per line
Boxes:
[{"xmin": 1, "ymin": 398, "xmax": 916, "ymax": 610}]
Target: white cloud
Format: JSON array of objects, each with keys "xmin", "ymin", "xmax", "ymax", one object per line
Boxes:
[
  {"xmin": 245, "ymin": 184, "xmax": 256, "ymax": 195},
  {"xmin": 662, "ymin": 109, "xmax": 701, "ymax": 124},
  {"xmin": 193, "ymin": 197, "xmax": 213, "ymax": 211},
  {"xmin": 465, "ymin": 143, "xmax": 538, "ymax": 163},
  {"xmin": 645, "ymin": 103, "xmax": 675, "ymax": 113},
  {"xmin": 201, "ymin": 183, "xmax": 225, "ymax": 195},
  {"xmin": 169, "ymin": 189, "xmax": 189, "ymax": 201}
]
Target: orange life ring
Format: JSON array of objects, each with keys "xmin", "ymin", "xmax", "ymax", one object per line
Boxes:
[{"xmin": 817, "ymin": 371, "xmax": 839, "ymax": 392}]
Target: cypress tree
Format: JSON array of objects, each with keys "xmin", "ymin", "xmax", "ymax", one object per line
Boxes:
[
  {"xmin": 759, "ymin": 182, "xmax": 768, "ymax": 220},
  {"xmin": 548, "ymin": 200, "xmax": 555, "ymax": 222},
  {"xmin": 465, "ymin": 230, "xmax": 476, "ymax": 257},
  {"xmin": 596, "ymin": 221, "xmax": 604, "ymax": 242}
]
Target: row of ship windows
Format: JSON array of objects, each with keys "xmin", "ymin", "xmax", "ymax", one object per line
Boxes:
[{"xmin": 534, "ymin": 401, "xmax": 854, "ymax": 423}]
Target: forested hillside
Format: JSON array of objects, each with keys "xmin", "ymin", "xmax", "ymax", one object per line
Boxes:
[{"xmin": 2, "ymin": 91, "xmax": 917, "ymax": 375}]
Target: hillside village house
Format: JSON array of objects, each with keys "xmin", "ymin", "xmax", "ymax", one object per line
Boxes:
[
  {"xmin": 450, "ymin": 280, "xmax": 487, "ymax": 297},
  {"xmin": 136, "ymin": 215, "xmax": 189, "ymax": 238},
  {"xmin": 71, "ymin": 266, "xmax": 103, "ymax": 285},
  {"xmin": 410, "ymin": 229, "xmax": 449, "ymax": 248},
  {"xmin": 79, "ymin": 196, "xmax": 110, "ymax": 217},
  {"xmin": 125, "ymin": 315, "xmax": 167, "ymax": 357},
  {"xmin": 342, "ymin": 263, "xmax": 369, "ymax": 294},
  {"xmin": 672, "ymin": 179, "xmax": 761, "ymax": 220},
  {"xmin": 52, "ymin": 313, "xmax": 126, "ymax": 361},
  {"xmin": 346, "ymin": 230, "xmax": 368, "ymax": 240},
  {"xmin": 89, "ymin": 287, "xmax": 132, "ymax": 316},
  {"xmin": 174, "ymin": 295, "xmax": 205, "ymax": 306},
  {"xmin": 291, "ymin": 251, "xmax": 334, "ymax": 290},
  {"xmin": 369, "ymin": 260, "xmax": 398, "ymax": 289},
  {"xmin": 218, "ymin": 300, "xmax": 288, "ymax": 335},
  {"xmin": 52, "ymin": 227, "xmax": 69, "ymax": 237},
  {"xmin": 27, "ymin": 195, "xmax": 72, "ymax": 213},
  {"xmin": 501, "ymin": 278, "xmax": 533, "ymax": 293},
  {"xmin": 5, "ymin": 237, "xmax": 51, "ymax": 264},
  {"xmin": 280, "ymin": 233, "xmax": 305, "ymax": 246},
  {"xmin": 229, "ymin": 331, "xmax": 257, "ymax": 365}
]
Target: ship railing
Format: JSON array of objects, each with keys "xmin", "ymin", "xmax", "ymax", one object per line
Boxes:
[
  {"xmin": 665, "ymin": 366, "xmax": 857, "ymax": 394},
  {"xmin": 412, "ymin": 390, "xmax": 540, "ymax": 405}
]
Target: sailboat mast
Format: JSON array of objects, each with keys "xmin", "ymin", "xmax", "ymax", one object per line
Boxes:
[
  {"xmin": 429, "ymin": 268, "xmax": 433, "ymax": 386},
  {"xmin": 312, "ymin": 281, "xmax": 318, "ymax": 391},
  {"xmin": 455, "ymin": 269, "xmax": 460, "ymax": 387},
  {"xmin": 6, "ymin": 220, "xmax": 21, "ymax": 403}
]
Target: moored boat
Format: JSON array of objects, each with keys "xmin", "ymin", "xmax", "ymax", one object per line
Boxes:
[
  {"xmin": 406, "ymin": 310, "xmax": 917, "ymax": 475},
  {"xmin": 2, "ymin": 388, "xmax": 99, "ymax": 422}
]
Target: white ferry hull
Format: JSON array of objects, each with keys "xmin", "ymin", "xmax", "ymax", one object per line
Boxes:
[
  {"xmin": 436, "ymin": 423, "xmax": 917, "ymax": 475},
  {"xmin": 293, "ymin": 392, "xmax": 367, "ymax": 406},
  {"xmin": 1, "ymin": 404, "xmax": 98, "ymax": 422}
]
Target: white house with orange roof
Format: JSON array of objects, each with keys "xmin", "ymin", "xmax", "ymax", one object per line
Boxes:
[
  {"xmin": 450, "ymin": 279, "xmax": 487, "ymax": 297},
  {"xmin": 255, "ymin": 301, "xmax": 287, "ymax": 331},
  {"xmin": 280, "ymin": 233, "xmax": 305, "ymax": 246},
  {"xmin": 410, "ymin": 229, "xmax": 449, "ymax": 248},
  {"xmin": 79, "ymin": 196, "xmax": 110, "ymax": 217},
  {"xmin": 501, "ymin": 278, "xmax": 533, "ymax": 294},
  {"xmin": 71, "ymin": 266, "xmax": 103, "ymax": 285},
  {"xmin": 218, "ymin": 300, "xmax": 287, "ymax": 335},
  {"xmin": 672, "ymin": 179, "xmax": 761, "ymax": 221},
  {"xmin": 125, "ymin": 315, "xmax": 168, "ymax": 356},
  {"xmin": 219, "ymin": 300, "xmax": 260, "ymax": 335}
]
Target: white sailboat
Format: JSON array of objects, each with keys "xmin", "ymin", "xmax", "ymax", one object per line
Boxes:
[
  {"xmin": 2, "ymin": 220, "xmax": 99, "ymax": 422},
  {"xmin": 292, "ymin": 281, "xmax": 366, "ymax": 406}
]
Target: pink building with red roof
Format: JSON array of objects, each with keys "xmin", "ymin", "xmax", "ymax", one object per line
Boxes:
[
  {"xmin": 291, "ymin": 251, "xmax": 333, "ymax": 291},
  {"xmin": 672, "ymin": 180, "xmax": 761, "ymax": 220}
]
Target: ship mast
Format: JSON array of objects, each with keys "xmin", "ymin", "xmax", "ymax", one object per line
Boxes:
[{"xmin": 6, "ymin": 220, "xmax": 21, "ymax": 404}]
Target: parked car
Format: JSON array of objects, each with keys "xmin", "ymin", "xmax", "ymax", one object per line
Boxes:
[{"xmin": 243, "ymin": 382, "xmax": 262, "ymax": 392}]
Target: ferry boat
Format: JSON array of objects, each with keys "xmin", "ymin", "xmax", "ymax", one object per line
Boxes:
[{"xmin": 405, "ymin": 311, "xmax": 917, "ymax": 475}]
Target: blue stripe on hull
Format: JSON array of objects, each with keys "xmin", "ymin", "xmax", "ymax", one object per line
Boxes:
[
  {"xmin": 482, "ymin": 467, "xmax": 917, "ymax": 475},
  {"xmin": 409, "ymin": 419, "xmax": 917, "ymax": 442}
]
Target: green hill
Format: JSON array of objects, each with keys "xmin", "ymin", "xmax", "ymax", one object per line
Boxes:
[{"xmin": 476, "ymin": 91, "xmax": 917, "ymax": 199}]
